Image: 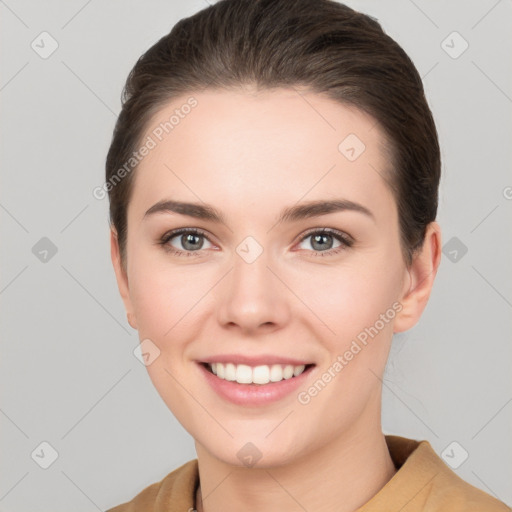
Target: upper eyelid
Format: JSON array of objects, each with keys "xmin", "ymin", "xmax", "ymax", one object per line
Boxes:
[
  {"xmin": 298, "ymin": 227, "xmax": 352, "ymax": 241},
  {"xmin": 161, "ymin": 227, "xmax": 214, "ymax": 246}
]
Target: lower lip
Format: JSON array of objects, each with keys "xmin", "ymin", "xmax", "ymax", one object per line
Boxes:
[{"xmin": 198, "ymin": 363, "xmax": 315, "ymax": 406}]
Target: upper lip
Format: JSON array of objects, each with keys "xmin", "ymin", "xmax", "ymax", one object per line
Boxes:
[{"xmin": 199, "ymin": 354, "xmax": 315, "ymax": 367}]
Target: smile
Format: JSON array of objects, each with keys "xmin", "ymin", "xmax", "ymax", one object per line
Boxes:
[
  {"xmin": 206, "ymin": 362, "xmax": 312, "ymax": 385},
  {"xmin": 198, "ymin": 361, "xmax": 316, "ymax": 406}
]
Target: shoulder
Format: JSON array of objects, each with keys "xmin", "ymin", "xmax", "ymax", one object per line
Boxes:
[
  {"xmin": 425, "ymin": 461, "xmax": 511, "ymax": 511},
  {"xmin": 375, "ymin": 436, "xmax": 511, "ymax": 512},
  {"xmin": 105, "ymin": 459, "xmax": 199, "ymax": 512}
]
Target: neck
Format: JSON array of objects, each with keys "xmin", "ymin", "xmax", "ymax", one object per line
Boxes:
[{"xmin": 194, "ymin": 420, "xmax": 396, "ymax": 512}]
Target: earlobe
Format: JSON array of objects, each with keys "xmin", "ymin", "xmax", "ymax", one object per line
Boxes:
[
  {"xmin": 393, "ymin": 222, "xmax": 442, "ymax": 333},
  {"xmin": 110, "ymin": 227, "xmax": 138, "ymax": 330}
]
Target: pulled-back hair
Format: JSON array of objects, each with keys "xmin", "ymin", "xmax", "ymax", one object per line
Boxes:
[{"xmin": 105, "ymin": 0, "xmax": 440, "ymax": 269}]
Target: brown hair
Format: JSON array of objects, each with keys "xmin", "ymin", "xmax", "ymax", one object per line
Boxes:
[{"xmin": 105, "ymin": 0, "xmax": 440, "ymax": 269}]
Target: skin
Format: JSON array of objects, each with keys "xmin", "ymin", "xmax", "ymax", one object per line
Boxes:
[{"xmin": 110, "ymin": 87, "xmax": 442, "ymax": 512}]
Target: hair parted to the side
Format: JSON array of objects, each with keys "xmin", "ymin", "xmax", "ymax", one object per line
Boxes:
[{"xmin": 105, "ymin": 0, "xmax": 440, "ymax": 271}]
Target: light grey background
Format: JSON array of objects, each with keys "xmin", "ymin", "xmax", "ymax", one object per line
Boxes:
[{"xmin": 1, "ymin": 0, "xmax": 511, "ymax": 510}]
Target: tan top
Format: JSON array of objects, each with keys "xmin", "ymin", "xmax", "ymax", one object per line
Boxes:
[{"xmin": 106, "ymin": 435, "xmax": 511, "ymax": 511}]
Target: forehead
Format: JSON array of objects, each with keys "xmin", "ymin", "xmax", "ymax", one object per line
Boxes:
[{"xmin": 128, "ymin": 88, "xmax": 395, "ymax": 224}]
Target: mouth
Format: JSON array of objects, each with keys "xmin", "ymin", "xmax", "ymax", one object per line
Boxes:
[
  {"xmin": 197, "ymin": 360, "xmax": 316, "ymax": 406},
  {"xmin": 199, "ymin": 361, "xmax": 316, "ymax": 386}
]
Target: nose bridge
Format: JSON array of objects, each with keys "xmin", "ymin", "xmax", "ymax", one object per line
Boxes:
[{"xmin": 216, "ymin": 235, "xmax": 288, "ymax": 331}]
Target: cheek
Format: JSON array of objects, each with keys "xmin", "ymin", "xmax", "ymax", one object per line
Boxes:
[
  {"xmin": 128, "ymin": 264, "xmax": 203, "ymax": 405},
  {"xmin": 292, "ymin": 257, "xmax": 403, "ymax": 422},
  {"xmin": 298, "ymin": 255, "xmax": 403, "ymax": 344},
  {"xmin": 125, "ymin": 237, "xmax": 167, "ymax": 326},
  {"xmin": 128, "ymin": 253, "xmax": 214, "ymax": 348},
  {"xmin": 130, "ymin": 272, "xmax": 173, "ymax": 339}
]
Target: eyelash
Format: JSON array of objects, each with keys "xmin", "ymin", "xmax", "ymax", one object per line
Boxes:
[{"xmin": 158, "ymin": 227, "xmax": 354, "ymax": 258}]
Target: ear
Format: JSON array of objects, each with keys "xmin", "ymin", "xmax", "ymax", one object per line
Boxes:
[
  {"xmin": 110, "ymin": 226, "xmax": 138, "ymax": 330},
  {"xmin": 394, "ymin": 221, "xmax": 442, "ymax": 333}
]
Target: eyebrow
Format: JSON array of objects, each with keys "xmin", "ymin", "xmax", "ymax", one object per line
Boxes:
[{"xmin": 143, "ymin": 198, "xmax": 374, "ymax": 224}]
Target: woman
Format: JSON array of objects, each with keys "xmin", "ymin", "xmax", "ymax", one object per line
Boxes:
[{"xmin": 104, "ymin": 0, "xmax": 510, "ymax": 510}]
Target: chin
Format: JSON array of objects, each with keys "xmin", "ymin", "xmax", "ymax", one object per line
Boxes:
[{"xmin": 200, "ymin": 437, "xmax": 300, "ymax": 470}]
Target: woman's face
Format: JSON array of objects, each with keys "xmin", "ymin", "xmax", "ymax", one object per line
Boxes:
[{"xmin": 113, "ymin": 87, "xmax": 418, "ymax": 467}]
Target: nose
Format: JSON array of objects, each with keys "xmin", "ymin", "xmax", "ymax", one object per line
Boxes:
[{"xmin": 216, "ymin": 244, "xmax": 290, "ymax": 335}]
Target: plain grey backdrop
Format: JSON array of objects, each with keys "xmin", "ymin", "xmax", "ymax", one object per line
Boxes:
[{"xmin": 1, "ymin": 0, "xmax": 511, "ymax": 510}]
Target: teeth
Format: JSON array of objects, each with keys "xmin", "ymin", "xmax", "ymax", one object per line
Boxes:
[{"xmin": 209, "ymin": 362, "xmax": 307, "ymax": 385}]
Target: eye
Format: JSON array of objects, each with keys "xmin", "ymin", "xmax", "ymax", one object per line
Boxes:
[
  {"xmin": 159, "ymin": 228, "xmax": 213, "ymax": 256},
  {"xmin": 158, "ymin": 227, "xmax": 353, "ymax": 258},
  {"xmin": 296, "ymin": 228, "xmax": 353, "ymax": 257}
]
